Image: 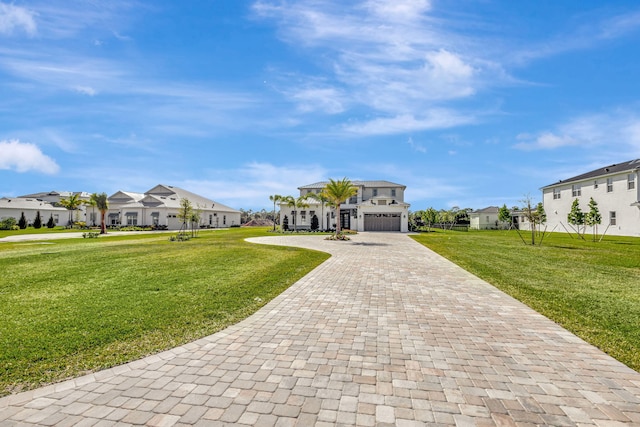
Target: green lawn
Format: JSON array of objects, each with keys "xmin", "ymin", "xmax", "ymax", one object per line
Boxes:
[
  {"xmin": 411, "ymin": 229, "xmax": 640, "ymax": 372},
  {"xmin": 0, "ymin": 228, "xmax": 329, "ymax": 396}
]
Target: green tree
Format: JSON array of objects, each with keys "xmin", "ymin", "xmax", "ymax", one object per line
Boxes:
[
  {"xmin": 567, "ymin": 198, "xmax": 585, "ymax": 238},
  {"xmin": 177, "ymin": 198, "xmax": 193, "ymax": 235},
  {"xmin": 422, "ymin": 208, "xmax": 438, "ymax": 232},
  {"xmin": 520, "ymin": 195, "xmax": 547, "ymax": 245},
  {"xmin": 322, "ymin": 178, "xmax": 358, "ymax": 236},
  {"xmin": 33, "ymin": 211, "xmax": 42, "ymax": 229},
  {"xmin": 59, "ymin": 194, "xmax": 82, "ymax": 227},
  {"xmin": 585, "ymin": 197, "xmax": 602, "ymax": 241},
  {"xmin": 46, "ymin": 214, "xmax": 55, "ymax": 228},
  {"xmin": 282, "ymin": 215, "xmax": 289, "ymax": 231},
  {"xmin": 90, "ymin": 193, "xmax": 109, "ymax": 234},
  {"xmin": 0, "ymin": 217, "xmax": 17, "ymax": 230},
  {"xmin": 269, "ymin": 194, "xmax": 282, "ymax": 231},
  {"xmin": 311, "ymin": 214, "xmax": 319, "ymax": 231},
  {"xmin": 18, "ymin": 212, "xmax": 27, "ymax": 229},
  {"xmin": 498, "ymin": 204, "xmax": 511, "ymax": 228}
]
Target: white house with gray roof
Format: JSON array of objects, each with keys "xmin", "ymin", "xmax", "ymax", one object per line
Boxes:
[
  {"xmin": 0, "ymin": 197, "xmax": 68, "ymax": 226},
  {"xmin": 107, "ymin": 184, "xmax": 241, "ymax": 229},
  {"xmin": 281, "ymin": 180, "xmax": 410, "ymax": 232},
  {"xmin": 542, "ymin": 159, "xmax": 640, "ymax": 237}
]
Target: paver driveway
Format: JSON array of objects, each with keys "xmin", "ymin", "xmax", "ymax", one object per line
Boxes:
[{"xmin": 1, "ymin": 233, "xmax": 639, "ymax": 426}]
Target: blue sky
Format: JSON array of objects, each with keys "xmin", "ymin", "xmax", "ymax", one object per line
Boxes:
[{"xmin": 1, "ymin": 1, "xmax": 640, "ymax": 211}]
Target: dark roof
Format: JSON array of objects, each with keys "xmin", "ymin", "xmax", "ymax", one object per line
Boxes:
[
  {"xmin": 542, "ymin": 159, "xmax": 640, "ymax": 188},
  {"xmin": 472, "ymin": 206, "xmax": 499, "ymax": 214},
  {"xmin": 299, "ymin": 180, "xmax": 405, "ymax": 190}
]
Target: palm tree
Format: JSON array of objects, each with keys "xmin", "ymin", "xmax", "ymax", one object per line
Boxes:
[
  {"xmin": 322, "ymin": 178, "xmax": 357, "ymax": 236},
  {"xmin": 92, "ymin": 192, "xmax": 109, "ymax": 234},
  {"xmin": 305, "ymin": 191, "xmax": 332, "ymax": 231},
  {"xmin": 59, "ymin": 193, "xmax": 82, "ymax": 227},
  {"xmin": 281, "ymin": 195, "xmax": 310, "ymax": 232},
  {"xmin": 269, "ymin": 194, "xmax": 282, "ymax": 231}
]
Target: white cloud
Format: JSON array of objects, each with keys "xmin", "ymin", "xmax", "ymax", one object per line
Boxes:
[
  {"xmin": 513, "ymin": 111, "xmax": 640, "ymax": 155},
  {"xmin": 407, "ymin": 137, "xmax": 426, "ymax": 153},
  {"xmin": 344, "ymin": 110, "xmax": 475, "ymax": 135},
  {"xmin": 0, "ymin": 139, "xmax": 59, "ymax": 174},
  {"xmin": 74, "ymin": 85, "xmax": 97, "ymax": 96},
  {"xmin": 0, "ymin": 3, "xmax": 37, "ymax": 36},
  {"xmin": 290, "ymin": 86, "xmax": 345, "ymax": 114}
]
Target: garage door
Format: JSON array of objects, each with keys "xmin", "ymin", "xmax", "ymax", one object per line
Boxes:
[{"xmin": 364, "ymin": 213, "xmax": 401, "ymax": 231}]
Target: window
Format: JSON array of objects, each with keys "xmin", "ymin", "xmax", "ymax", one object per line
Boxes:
[
  {"xmin": 391, "ymin": 189, "xmax": 396, "ymax": 197},
  {"xmin": 309, "ymin": 211, "xmax": 315, "ymax": 216},
  {"xmin": 223, "ymin": 215, "xmax": 226, "ymax": 225},
  {"xmin": 301, "ymin": 210, "xmax": 307, "ymax": 221},
  {"xmin": 126, "ymin": 213, "xmax": 138, "ymax": 226},
  {"xmin": 349, "ymin": 196, "xmax": 357, "ymax": 204},
  {"xmin": 372, "ymin": 189, "xmax": 378, "ymax": 197},
  {"xmin": 628, "ymin": 174, "xmax": 636, "ymax": 190},
  {"xmin": 553, "ymin": 188, "xmax": 561, "ymax": 200},
  {"xmin": 89, "ymin": 212, "xmax": 97, "ymax": 225},
  {"xmin": 607, "ymin": 178, "xmax": 613, "ymax": 192},
  {"xmin": 53, "ymin": 214, "xmax": 59, "ymax": 224},
  {"xmin": 609, "ymin": 211, "xmax": 617, "ymax": 226},
  {"xmin": 152, "ymin": 212, "xmax": 160, "ymax": 226},
  {"xmin": 378, "ymin": 200, "xmax": 387, "ymax": 205},
  {"xmin": 594, "ymin": 180, "xmax": 598, "ymax": 189},
  {"xmin": 572, "ymin": 184, "xmax": 581, "ymax": 197}
]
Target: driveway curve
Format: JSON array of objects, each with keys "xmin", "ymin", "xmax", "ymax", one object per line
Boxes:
[{"xmin": 1, "ymin": 232, "xmax": 639, "ymax": 426}]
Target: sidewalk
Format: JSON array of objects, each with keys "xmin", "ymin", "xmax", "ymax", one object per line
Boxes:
[{"xmin": 1, "ymin": 233, "xmax": 639, "ymax": 426}]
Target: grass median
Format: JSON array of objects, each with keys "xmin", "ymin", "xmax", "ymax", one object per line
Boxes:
[
  {"xmin": 0, "ymin": 227, "xmax": 329, "ymax": 396},
  {"xmin": 411, "ymin": 229, "xmax": 640, "ymax": 372}
]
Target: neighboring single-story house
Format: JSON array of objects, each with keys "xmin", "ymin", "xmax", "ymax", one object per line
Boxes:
[
  {"xmin": 0, "ymin": 197, "xmax": 68, "ymax": 226},
  {"xmin": 541, "ymin": 159, "xmax": 640, "ymax": 237},
  {"xmin": 281, "ymin": 180, "xmax": 410, "ymax": 232},
  {"xmin": 106, "ymin": 184, "xmax": 241, "ymax": 229}
]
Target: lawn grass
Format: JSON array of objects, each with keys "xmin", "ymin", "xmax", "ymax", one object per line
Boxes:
[
  {"xmin": 0, "ymin": 226, "xmax": 78, "ymax": 238},
  {"xmin": 411, "ymin": 229, "xmax": 640, "ymax": 372},
  {"xmin": 0, "ymin": 227, "xmax": 329, "ymax": 396}
]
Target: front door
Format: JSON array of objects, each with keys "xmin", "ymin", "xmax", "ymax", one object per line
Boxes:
[{"xmin": 340, "ymin": 210, "xmax": 350, "ymax": 230}]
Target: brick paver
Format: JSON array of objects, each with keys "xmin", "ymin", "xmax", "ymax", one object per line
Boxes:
[{"xmin": 1, "ymin": 233, "xmax": 639, "ymax": 426}]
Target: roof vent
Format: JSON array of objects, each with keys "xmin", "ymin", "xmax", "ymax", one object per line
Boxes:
[{"xmin": 605, "ymin": 168, "xmax": 610, "ymax": 172}]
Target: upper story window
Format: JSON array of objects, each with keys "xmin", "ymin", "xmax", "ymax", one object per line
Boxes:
[
  {"xmin": 372, "ymin": 189, "xmax": 378, "ymax": 197},
  {"xmin": 553, "ymin": 188, "xmax": 561, "ymax": 200},
  {"xmin": 391, "ymin": 189, "xmax": 396, "ymax": 197},
  {"xmin": 594, "ymin": 180, "xmax": 599, "ymax": 189},
  {"xmin": 628, "ymin": 174, "xmax": 636, "ymax": 190},
  {"xmin": 349, "ymin": 196, "xmax": 357, "ymax": 204},
  {"xmin": 378, "ymin": 200, "xmax": 387, "ymax": 206},
  {"xmin": 572, "ymin": 184, "xmax": 581, "ymax": 197},
  {"xmin": 607, "ymin": 178, "xmax": 614, "ymax": 192}
]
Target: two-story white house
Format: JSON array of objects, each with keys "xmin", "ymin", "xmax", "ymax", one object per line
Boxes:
[
  {"xmin": 280, "ymin": 180, "xmax": 410, "ymax": 232},
  {"xmin": 106, "ymin": 184, "xmax": 241, "ymax": 229},
  {"xmin": 541, "ymin": 159, "xmax": 640, "ymax": 237}
]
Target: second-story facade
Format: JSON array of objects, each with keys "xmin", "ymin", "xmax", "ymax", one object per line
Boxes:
[{"xmin": 542, "ymin": 159, "xmax": 640, "ymax": 237}]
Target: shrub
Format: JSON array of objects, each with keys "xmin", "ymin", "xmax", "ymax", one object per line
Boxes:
[
  {"xmin": 18, "ymin": 212, "xmax": 27, "ymax": 229},
  {"xmin": 46, "ymin": 214, "xmax": 56, "ymax": 228},
  {"xmin": 0, "ymin": 217, "xmax": 17, "ymax": 230},
  {"xmin": 33, "ymin": 211, "xmax": 42, "ymax": 229},
  {"xmin": 311, "ymin": 215, "xmax": 319, "ymax": 231},
  {"xmin": 82, "ymin": 232, "xmax": 100, "ymax": 239}
]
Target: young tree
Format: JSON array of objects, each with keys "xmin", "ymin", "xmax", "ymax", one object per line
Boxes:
[
  {"xmin": 33, "ymin": 211, "xmax": 42, "ymax": 229},
  {"xmin": 282, "ymin": 215, "xmax": 289, "ymax": 231},
  {"xmin": 322, "ymin": 178, "xmax": 358, "ymax": 237},
  {"xmin": 269, "ymin": 194, "xmax": 282, "ymax": 231},
  {"xmin": 422, "ymin": 208, "xmax": 438, "ymax": 232},
  {"xmin": 498, "ymin": 204, "xmax": 511, "ymax": 229},
  {"xmin": 47, "ymin": 214, "xmax": 55, "ymax": 228},
  {"xmin": 176, "ymin": 198, "xmax": 193, "ymax": 235},
  {"xmin": 91, "ymin": 193, "xmax": 109, "ymax": 234},
  {"xmin": 18, "ymin": 212, "xmax": 27, "ymax": 229},
  {"xmin": 567, "ymin": 198, "xmax": 585, "ymax": 238},
  {"xmin": 520, "ymin": 195, "xmax": 547, "ymax": 245},
  {"xmin": 584, "ymin": 197, "xmax": 602, "ymax": 241},
  {"xmin": 311, "ymin": 214, "xmax": 319, "ymax": 231}
]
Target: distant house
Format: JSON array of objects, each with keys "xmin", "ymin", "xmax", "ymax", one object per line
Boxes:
[
  {"xmin": 542, "ymin": 159, "xmax": 640, "ymax": 237},
  {"xmin": 470, "ymin": 206, "xmax": 503, "ymax": 230},
  {"xmin": 0, "ymin": 197, "xmax": 68, "ymax": 226},
  {"xmin": 281, "ymin": 180, "xmax": 410, "ymax": 232},
  {"xmin": 106, "ymin": 184, "xmax": 241, "ymax": 229}
]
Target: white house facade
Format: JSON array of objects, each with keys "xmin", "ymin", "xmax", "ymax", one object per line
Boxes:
[
  {"xmin": 469, "ymin": 206, "xmax": 503, "ymax": 230},
  {"xmin": 0, "ymin": 197, "xmax": 68, "ymax": 226},
  {"xmin": 280, "ymin": 180, "xmax": 410, "ymax": 232},
  {"xmin": 542, "ymin": 159, "xmax": 640, "ymax": 237},
  {"xmin": 106, "ymin": 184, "xmax": 241, "ymax": 230}
]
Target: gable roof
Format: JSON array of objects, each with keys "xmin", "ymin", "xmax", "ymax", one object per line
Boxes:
[
  {"xmin": 0, "ymin": 197, "xmax": 67, "ymax": 211},
  {"xmin": 299, "ymin": 180, "xmax": 405, "ymax": 190},
  {"xmin": 146, "ymin": 185, "xmax": 240, "ymax": 213},
  {"xmin": 471, "ymin": 206, "xmax": 499, "ymax": 214},
  {"xmin": 542, "ymin": 159, "xmax": 640, "ymax": 188}
]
